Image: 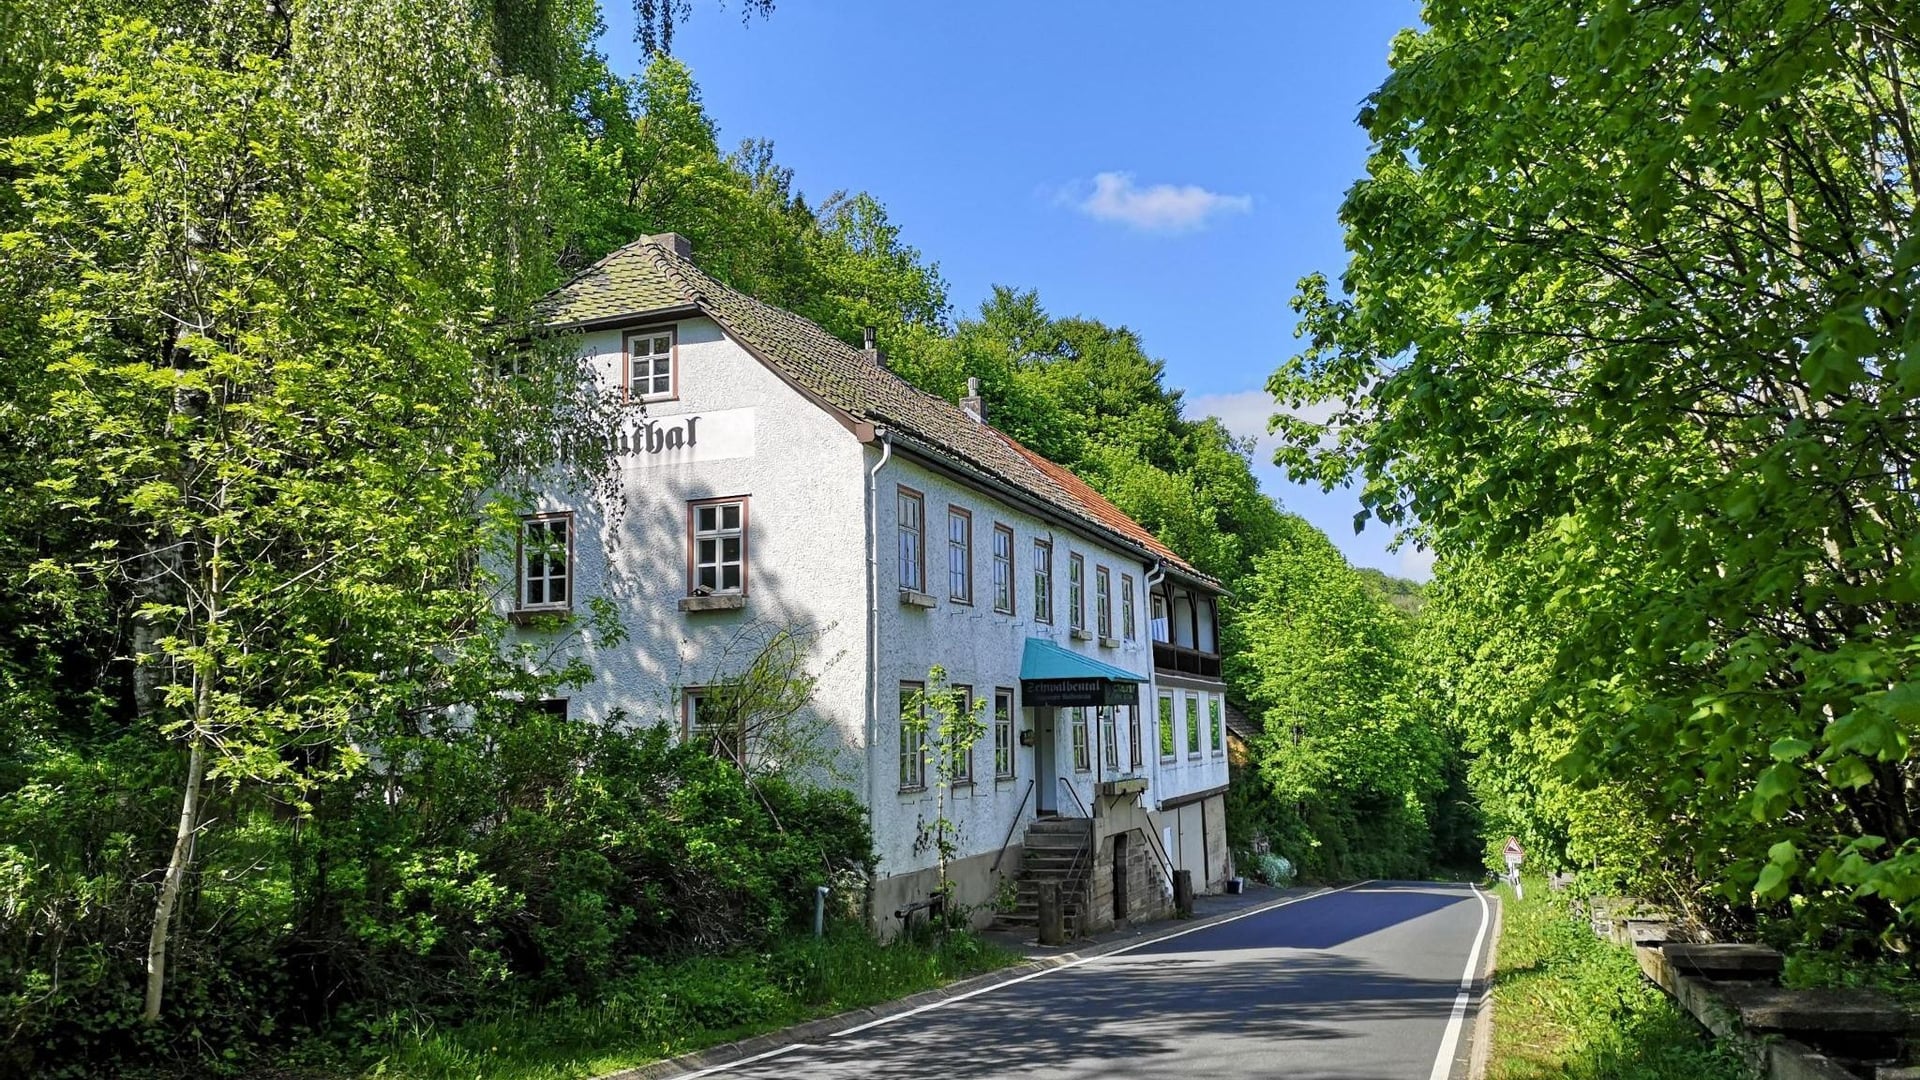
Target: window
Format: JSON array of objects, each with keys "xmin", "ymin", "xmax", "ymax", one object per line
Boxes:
[
  {"xmin": 1068, "ymin": 554, "xmax": 1085, "ymax": 632},
  {"xmin": 689, "ymin": 498, "xmax": 747, "ymax": 595},
  {"xmin": 1121, "ymin": 575, "xmax": 1137, "ymax": 642},
  {"xmin": 1151, "ymin": 592, "xmax": 1169, "ymax": 642},
  {"xmin": 1100, "ymin": 706, "xmax": 1119, "ymax": 771},
  {"xmin": 950, "ymin": 685, "xmax": 974, "ymax": 784},
  {"xmin": 1071, "ymin": 707, "xmax": 1091, "ymax": 772},
  {"xmin": 1096, "ymin": 566, "xmax": 1112, "ymax": 640},
  {"xmin": 1211, "ymin": 697, "xmax": 1225, "ymax": 757},
  {"xmin": 1158, "ymin": 693, "xmax": 1176, "ymax": 761},
  {"xmin": 626, "ymin": 328, "xmax": 675, "ymax": 400},
  {"xmin": 898, "ymin": 487, "xmax": 925, "ymax": 593},
  {"xmin": 899, "ymin": 682, "xmax": 927, "ymax": 790},
  {"xmin": 948, "ymin": 507, "xmax": 973, "ymax": 604},
  {"xmin": 683, "ymin": 688, "xmax": 741, "ymax": 764},
  {"xmin": 1032, "ymin": 538, "xmax": 1053, "ymax": 623},
  {"xmin": 1128, "ymin": 704, "xmax": 1142, "ymax": 770},
  {"xmin": 993, "ymin": 689, "xmax": 1015, "ymax": 779},
  {"xmin": 1186, "ymin": 694, "xmax": 1202, "ymax": 758},
  {"xmin": 517, "ymin": 514, "xmax": 571, "ymax": 610},
  {"xmin": 992, "ymin": 525, "xmax": 1015, "ymax": 614}
]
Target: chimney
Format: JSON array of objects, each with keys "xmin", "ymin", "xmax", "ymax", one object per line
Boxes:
[
  {"xmin": 861, "ymin": 325, "xmax": 888, "ymax": 370},
  {"xmin": 961, "ymin": 376, "xmax": 986, "ymax": 423},
  {"xmin": 645, "ymin": 232, "xmax": 693, "ymax": 259}
]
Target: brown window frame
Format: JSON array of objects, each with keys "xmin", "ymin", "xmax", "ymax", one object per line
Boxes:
[
  {"xmin": 515, "ymin": 512, "xmax": 574, "ymax": 613},
  {"xmin": 991, "ymin": 524, "xmax": 1016, "ymax": 614},
  {"xmin": 947, "ymin": 505, "xmax": 973, "ymax": 605},
  {"xmin": 950, "ymin": 684, "xmax": 974, "ymax": 784},
  {"xmin": 687, "ymin": 496, "xmax": 750, "ymax": 597},
  {"xmin": 897, "ymin": 486, "xmax": 927, "ymax": 594},
  {"xmin": 1128, "ymin": 703, "xmax": 1143, "ymax": 771},
  {"xmin": 682, "ymin": 687, "xmax": 744, "ymax": 766},
  {"xmin": 624, "ymin": 325, "xmax": 679, "ymax": 402},
  {"xmin": 899, "ymin": 680, "xmax": 928, "ymax": 791},
  {"xmin": 993, "ymin": 687, "xmax": 1016, "ymax": 779},
  {"xmin": 1095, "ymin": 565, "xmax": 1112, "ymax": 640},
  {"xmin": 1121, "ymin": 573, "xmax": 1137, "ymax": 642},
  {"xmin": 1033, "ymin": 537, "xmax": 1054, "ymax": 624},
  {"xmin": 1068, "ymin": 553, "xmax": 1086, "ymax": 632}
]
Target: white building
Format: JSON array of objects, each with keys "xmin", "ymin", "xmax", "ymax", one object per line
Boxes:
[{"xmin": 516, "ymin": 233, "xmax": 1232, "ymax": 934}]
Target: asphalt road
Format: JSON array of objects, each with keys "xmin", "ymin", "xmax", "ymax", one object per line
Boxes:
[{"xmin": 679, "ymin": 881, "xmax": 1491, "ymax": 1080}]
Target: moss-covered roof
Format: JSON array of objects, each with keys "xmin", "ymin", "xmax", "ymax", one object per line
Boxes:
[{"xmin": 542, "ymin": 235, "xmax": 1216, "ymax": 588}]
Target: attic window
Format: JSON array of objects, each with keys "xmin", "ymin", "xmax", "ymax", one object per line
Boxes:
[{"xmin": 627, "ymin": 327, "xmax": 676, "ymax": 401}]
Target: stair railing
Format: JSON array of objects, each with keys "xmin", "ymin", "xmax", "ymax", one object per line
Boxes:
[
  {"xmin": 1056, "ymin": 775, "xmax": 1092, "ymax": 818},
  {"xmin": 1141, "ymin": 816, "xmax": 1177, "ymax": 895},
  {"xmin": 990, "ymin": 778, "xmax": 1036, "ymax": 874}
]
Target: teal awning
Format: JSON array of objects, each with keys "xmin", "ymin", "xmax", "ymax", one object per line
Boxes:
[{"xmin": 1020, "ymin": 637, "xmax": 1143, "ymax": 708}]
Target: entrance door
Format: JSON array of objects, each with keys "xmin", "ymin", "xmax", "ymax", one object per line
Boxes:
[
  {"xmin": 1112, "ymin": 833, "xmax": 1130, "ymax": 921},
  {"xmin": 1034, "ymin": 707, "xmax": 1057, "ymax": 814}
]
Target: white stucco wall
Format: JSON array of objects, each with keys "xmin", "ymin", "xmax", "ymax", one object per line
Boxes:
[{"xmin": 513, "ymin": 316, "xmax": 872, "ymax": 788}]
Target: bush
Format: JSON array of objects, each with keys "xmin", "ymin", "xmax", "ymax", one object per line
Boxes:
[{"xmin": 0, "ymin": 712, "xmax": 875, "ymax": 1076}]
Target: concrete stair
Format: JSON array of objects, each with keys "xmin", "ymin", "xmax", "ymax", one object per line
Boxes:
[{"xmin": 993, "ymin": 817, "xmax": 1094, "ymax": 937}]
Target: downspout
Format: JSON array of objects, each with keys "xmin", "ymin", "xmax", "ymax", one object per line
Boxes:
[
  {"xmin": 1142, "ymin": 559, "xmax": 1167, "ymax": 851},
  {"xmin": 866, "ymin": 427, "xmax": 893, "ymax": 853}
]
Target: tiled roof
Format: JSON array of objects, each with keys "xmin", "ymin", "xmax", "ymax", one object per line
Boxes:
[{"xmin": 542, "ymin": 235, "xmax": 1217, "ymax": 589}]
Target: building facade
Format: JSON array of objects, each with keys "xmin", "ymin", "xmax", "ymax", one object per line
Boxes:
[{"xmin": 516, "ymin": 233, "xmax": 1232, "ymax": 934}]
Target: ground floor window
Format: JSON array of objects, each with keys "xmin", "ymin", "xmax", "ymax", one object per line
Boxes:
[
  {"xmin": 899, "ymin": 681, "xmax": 927, "ymax": 790},
  {"xmin": 1127, "ymin": 704, "xmax": 1142, "ymax": 770},
  {"xmin": 950, "ymin": 684, "xmax": 974, "ymax": 784},
  {"xmin": 1071, "ymin": 707, "xmax": 1091, "ymax": 772},
  {"xmin": 682, "ymin": 688, "xmax": 741, "ymax": 765},
  {"xmin": 1100, "ymin": 705, "xmax": 1119, "ymax": 771},
  {"xmin": 994, "ymin": 689, "xmax": 1015, "ymax": 779}
]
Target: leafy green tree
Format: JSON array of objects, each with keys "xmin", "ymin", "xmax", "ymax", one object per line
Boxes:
[
  {"xmin": 1275, "ymin": 0, "xmax": 1920, "ymax": 946},
  {"xmin": 1, "ymin": 3, "xmax": 622, "ymax": 1022}
]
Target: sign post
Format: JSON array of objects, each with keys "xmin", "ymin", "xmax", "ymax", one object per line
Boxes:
[{"xmin": 1502, "ymin": 837, "xmax": 1525, "ymax": 899}]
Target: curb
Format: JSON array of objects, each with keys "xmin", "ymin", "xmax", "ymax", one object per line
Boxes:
[
  {"xmin": 603, "ymin": 885, "xmax": 1340, "ymax": 1080},
  {"xmin": 1466, "ymin": 889, "xmax": 1504, "ymax": 1080}
]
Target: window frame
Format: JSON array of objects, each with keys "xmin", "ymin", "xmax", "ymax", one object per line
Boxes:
[
  {"xmin": 623, "ymin": 325, "xmax": 678, "ymax": 402},
  {"xmin": 991, "ymin": 524, "xmax": 1016, "ymax": 614},
  {"xmin": 1121, "ymin": 574, "xmax": 1137, "ymax": 643},
  {"xmin": 1158, "ymin": 692, "xmax": 1177, "ymax": 762},
  {"xmin": 1211, "ymin": 697, "xmax": 1226, "ymax": 758},
  {"xmin": 899, "ymin": 681, "xmax": 927, "ymax": 792},
  {"xmin": 1128, "ymin": 703, "xmax": 1142, "ymax": 771},
  {"xmin": 515, "ymin": 512, "xmax": 574, "ymax": 613},
  {"xmin": 1032, "ymin": 537, "xmax": 1054, "ymax": 623},
  {"xmin": 947, "ymin": 506, "xmax": 973, "ymax": 605},
  {"xmin": 993, "ymin": 688, "xmax": 1016, "ymax": 779},
  {"xmin": 897, "ymin": 486, "xmax": 927, "ymax": 594},
  {"xmin": 1068, "ymin": 553, "xmax": 1086, "ymax": 632},
  {"xmin": 949, "ymin": 684, "xmax": 975, "ymax": 784},
  {"xmin": 1186, "ymin": 693, "xmax": 1203, "ymax": 759},
  {"xmin": 682, "ymin": 687, "xmax": 744, "ymax": 765},
  {"xmin": 1100, "ymin": 705, "xmax": 1119, "ymax": 771},
  {"xmin": 1070, "ymin": 706, "xmax": 1091, "ymax": 773},
  {"xmin": 686, "ymin": 496, "xmax": 750, "ymax": 597},
  {"xmin": 1095, "ymin": 565, "xmax": 1112, "ymax": 640}
]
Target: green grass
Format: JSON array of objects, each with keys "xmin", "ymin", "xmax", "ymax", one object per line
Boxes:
[
  {"xmin": 1485, "ymin": 879, "xmax": 1746, "ymax": 1080},
  {"xmin": 342, "ymin": 926, "xmax": 1018, "ymax": 1080}
]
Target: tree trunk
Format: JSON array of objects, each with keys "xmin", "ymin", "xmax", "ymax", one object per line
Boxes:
[{"xmin": 143, "ymin": 678, "xmax": 210, "ymax": 1022}]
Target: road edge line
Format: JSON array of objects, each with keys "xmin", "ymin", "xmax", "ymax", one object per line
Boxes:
[
  {"xmin": 1466, "ymin": 888, "xmax": 1504, "ymax": 1080},
  {"xmin": 1428, "ymin": 883, "xmax": 1492, "ymax": 1080}
]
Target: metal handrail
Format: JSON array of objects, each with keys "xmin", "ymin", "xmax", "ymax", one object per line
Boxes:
[
  {"xmin": 990, "ymin": 778, "xmax": 1036, "ymax": 873},
  {"xmin": 1141, "ymin": 815, "xmax": 1177, "ymax": 893},
  {"xmin": 1056, "ymin": 775, "xmax": 1092, "ymax": 818}
]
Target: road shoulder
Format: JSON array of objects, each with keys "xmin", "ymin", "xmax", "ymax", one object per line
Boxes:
[{"xmin": 1464, "ymin": 887, "xmax": 1504, "ymax": 1080}]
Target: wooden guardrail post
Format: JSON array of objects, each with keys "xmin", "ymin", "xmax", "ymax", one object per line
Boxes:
[
  {"xmin": 1174, "ymin": 869, "xmax": 1194, "ymax": 918},
  {"xmin": 1038, "ymin": 881, "xmax": 1065, "ymax": 946}
]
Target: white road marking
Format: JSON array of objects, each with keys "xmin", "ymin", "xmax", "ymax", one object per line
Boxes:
[
  {"xmin": 1427, "ymin": 884, "xmax": 1491, "ymax": 1080},
  {"xmin": 666, "ymin": 880, "xmax": 1375, "ymax": 1076}
]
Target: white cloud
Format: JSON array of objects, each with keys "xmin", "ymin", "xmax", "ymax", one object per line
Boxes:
[
  {"xmin": 1072, "ymin": 172, "xmax": 1252, "ymax": 233},
  {"xmin": 1189, "ymin": 388, "xmax": 1336, "ymax": 460}
]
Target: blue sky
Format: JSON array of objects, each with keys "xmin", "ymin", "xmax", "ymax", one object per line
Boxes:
[{"xmin": 597, "ymin": 1, "xmax": 1429, "ymax": 579}]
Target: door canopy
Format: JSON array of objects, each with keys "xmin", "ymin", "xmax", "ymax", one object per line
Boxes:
[{"xmin": 1019, "ymin": 637, "xmax": 1143, "ymax": 708}]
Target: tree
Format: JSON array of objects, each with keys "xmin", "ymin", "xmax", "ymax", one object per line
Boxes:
[
  {"xmin": 904, "ymin": 666, "xmax": 987, "ymax": 910},
  {"xmin": 1274, "ymin": 0, "xmax": 1920, "ymax": 946},
  {"xmin": 1, "ymin": 4, "xmax": 621, "ymax": 1021}
]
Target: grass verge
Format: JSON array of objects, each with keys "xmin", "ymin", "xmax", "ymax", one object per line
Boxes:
[
  {"xmin": 350, "ymin": 925, "xmax": 1018, "ymax": 1080},
  {"xmin": 1484, "ymin": 879, "xmax": 1745, "ymax": 1080}
]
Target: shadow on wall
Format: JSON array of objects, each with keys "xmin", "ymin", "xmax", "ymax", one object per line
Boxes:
[{"xmin": 519, "ymin": 466, "xmax": 864, "ymax": 782}]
